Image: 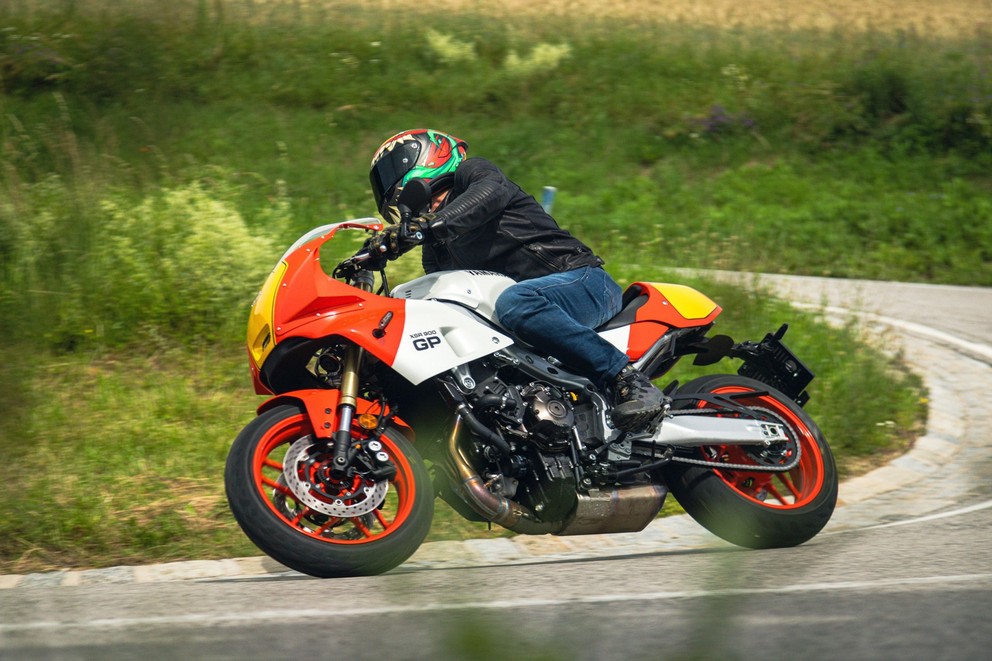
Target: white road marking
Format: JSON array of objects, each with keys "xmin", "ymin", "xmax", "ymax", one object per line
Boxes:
[
  {"xmin": 856, "ymin": 499, "xmax": 992, "ymax": 531},
  {"xmin": 2, "ymin": 573, "xmax": 990, "ymax": 634}
]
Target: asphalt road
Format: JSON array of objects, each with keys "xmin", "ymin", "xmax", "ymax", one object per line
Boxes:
[
  {"xmin": 2, "ymin": 275, "xmax": 991, "ymax": 660},
  {"xmin": 2, "ymin": 505, "xmax": 990, "ymax": 660}
]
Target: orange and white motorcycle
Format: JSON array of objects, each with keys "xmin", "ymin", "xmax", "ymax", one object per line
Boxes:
[{"xmin": 225, "ymin": 181, "xmax": 838, "ymax": 578}]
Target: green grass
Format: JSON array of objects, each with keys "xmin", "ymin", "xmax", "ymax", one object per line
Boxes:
[
  {"xmin": 0, "ymin": 0, "xmax": 969, "ymax": 571},
  {"xmin": 1, "ymin": 2, "xmax": 989, "ymax": 353}
]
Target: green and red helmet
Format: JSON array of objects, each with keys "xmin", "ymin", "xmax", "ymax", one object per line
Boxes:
[{"xmin": 369, "ymin": 129, "xmax": 468, "ymax": 223}]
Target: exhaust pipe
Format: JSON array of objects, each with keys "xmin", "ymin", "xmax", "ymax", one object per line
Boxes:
[
  {"xmin": 447, "ymin": 415, "xmax": 565, "ymax": 534},
  {"xmin": 446, "ymin": 415, "xmax": 668, "ymax": 536}
]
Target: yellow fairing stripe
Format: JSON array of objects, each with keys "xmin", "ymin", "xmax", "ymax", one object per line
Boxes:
[
  {"xmin": 247, "ymin": 260, "xmax": 288, "ymax": 367},
  {"xmin": 649, "ymin": 283, "xmax": 718, "ymax": 320}
]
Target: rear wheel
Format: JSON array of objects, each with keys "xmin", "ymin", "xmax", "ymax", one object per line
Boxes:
[
  {"xmin": 663, "ymin": 375, "xmax": 837, "ymax": 548},
  {"xmin": 225, "ymin": 403, "xmax": 433, "ymax": 577}
]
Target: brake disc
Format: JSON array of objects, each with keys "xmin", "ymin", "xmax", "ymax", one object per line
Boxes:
[{"xmin": 282, "ymin": 436, "xmax": 388, "ymax": 517}]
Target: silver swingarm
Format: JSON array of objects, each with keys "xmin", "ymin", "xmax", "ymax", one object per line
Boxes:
[{"xmin": 649, "ymin": 414, "xmax": 789, "ymax": 448}]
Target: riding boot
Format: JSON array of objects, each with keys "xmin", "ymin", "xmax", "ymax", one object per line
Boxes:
[{"xmin": 610, "ymin": 364, "xmax": 666, "ymax": 431}]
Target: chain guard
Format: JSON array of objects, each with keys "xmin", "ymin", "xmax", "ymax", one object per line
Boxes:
[{"xmin": 282, "ymin": 436, "xmax": 389, "ymax": 517}]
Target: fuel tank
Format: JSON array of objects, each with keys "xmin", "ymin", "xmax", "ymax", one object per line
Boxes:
[{"xmin": 391, "ymin": 270, "xmax": 515, "ymax": 324}]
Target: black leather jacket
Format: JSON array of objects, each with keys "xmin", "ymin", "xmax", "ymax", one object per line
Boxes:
[{"xmin": 423, "ymin": 158, "xmax": 604, "ymax": 281}]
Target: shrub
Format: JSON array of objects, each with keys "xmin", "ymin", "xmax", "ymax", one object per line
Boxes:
[{"xmin": 93, "ymin": 184, "xmax": 281, "ymax": 345}]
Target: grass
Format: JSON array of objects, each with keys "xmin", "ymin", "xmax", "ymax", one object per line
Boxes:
[
  {"xmin": 0, "ymin": 0, "xmax": 975, "ymax": 572},
  {"xmin": 0, "ymin": 348, "xmax": 258, "ymax": 570}
]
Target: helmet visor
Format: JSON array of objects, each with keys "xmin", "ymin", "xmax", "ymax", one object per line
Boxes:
[{"xmin": 369, "ymin": 142, "xmax": 421, "ymax": 215}]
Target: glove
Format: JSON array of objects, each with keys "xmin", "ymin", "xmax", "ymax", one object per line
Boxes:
[
  {"xmin": 371, "ymin": 221, "xmax": 426, "ymax": 260},
  {"xmin": 414, "ymin": 213, "xmax": 441, "ymax": 239}
]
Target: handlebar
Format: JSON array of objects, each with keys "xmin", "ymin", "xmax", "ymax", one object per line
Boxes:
[
  {"xmin": 336, "ymin": 214, "xmax": 423, "ymax": 275},
  {"xmin": 333, "ymin": 246, "xmax": 380, "ymax": 281},
  {"xmin": 333, "ymin": 177, "xmax": 432, "ymax": 282}
]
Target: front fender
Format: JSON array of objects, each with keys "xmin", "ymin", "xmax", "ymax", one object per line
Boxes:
[{"xmin": 257, "ymin": 389, "xmax": 415, "ymax": 442}]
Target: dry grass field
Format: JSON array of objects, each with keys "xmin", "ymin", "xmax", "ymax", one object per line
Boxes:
[
  {"xmin": 49, "ymin": 0, "xmax": 988, "ymax": 37},
  {"xmin": 21, "ymin": 0, "xmax": 992, "ymax": 38},
  {"xmin": 357, "ymin": 0, "xmax": 989, "ymax": 37}
]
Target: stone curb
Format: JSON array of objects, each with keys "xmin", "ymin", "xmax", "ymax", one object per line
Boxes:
[{"xmin": 3, "ymin": 279, "xmax": 989, "ymax": 589}]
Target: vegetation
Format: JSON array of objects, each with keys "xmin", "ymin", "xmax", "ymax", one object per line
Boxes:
[{"xmin": 1, "ymin": 0, "xmax": 982, "ymax": 572}]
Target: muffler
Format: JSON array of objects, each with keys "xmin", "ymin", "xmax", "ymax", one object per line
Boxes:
[{"xmin": 555, "ymin": 484, "xmax": 667, "ymax": 536}]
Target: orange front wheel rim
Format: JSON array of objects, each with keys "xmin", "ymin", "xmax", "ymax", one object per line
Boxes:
[{"xmin": 250, "ymin": 414, "xmax": 416, "ymax": 544}]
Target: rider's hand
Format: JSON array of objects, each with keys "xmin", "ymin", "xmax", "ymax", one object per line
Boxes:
[
  {"xmin": 371, "ymin": 219, "xmax": 430, "ymax": 260},
  {"xmin": 411, "ymin": 213, "xmax": 437, "ymax": 238},
  {"xmin": 372, "ymin": 225, "xmax": 402, "ymax": 259}
]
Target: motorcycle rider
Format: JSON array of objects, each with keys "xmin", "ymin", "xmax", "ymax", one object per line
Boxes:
[{"xmin": 368, "ymin": 128, "xmax": 665, "ymax": 431}]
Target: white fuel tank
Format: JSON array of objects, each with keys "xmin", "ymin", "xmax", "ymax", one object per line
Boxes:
[{"xmin": 391, "ymin": 270, "xmax": 516, "ymax": 324}]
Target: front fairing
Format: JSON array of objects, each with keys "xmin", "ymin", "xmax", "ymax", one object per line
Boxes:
[
  {"xmin": 247, "ymin": 219, "xmax": 384, "ymax": 393},
  {"xmin": 246, "ymin": 218, "xmax": 516, "ymax": 394}
]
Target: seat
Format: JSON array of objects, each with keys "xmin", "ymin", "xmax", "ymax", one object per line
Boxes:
[{"xmin": 596, "ymin": 284, "xmax": 648, "ymax": 332}]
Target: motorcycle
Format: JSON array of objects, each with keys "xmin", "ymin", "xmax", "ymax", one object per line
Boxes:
[{"xmin": 225, "ymin": 180, "xmax": 838, "ymax": 578}]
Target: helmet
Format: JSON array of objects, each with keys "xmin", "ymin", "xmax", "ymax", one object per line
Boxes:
[{"xmin": 369, "ymin": 129, "xmax": 468, "ymax": 223}]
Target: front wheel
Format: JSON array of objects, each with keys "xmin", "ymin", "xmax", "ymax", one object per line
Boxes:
[
  {"xmin": 225, "ymin": 403, "xmax": 434, "ymax": 577},
  {"xmin": 662, "ymin": 375, "xmax": 838, "ymax": 549}
]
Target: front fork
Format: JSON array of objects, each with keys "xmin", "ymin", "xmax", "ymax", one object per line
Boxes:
[{"xmin": 332, "ymin": 270, "xmax": 375, "ymax": 473}]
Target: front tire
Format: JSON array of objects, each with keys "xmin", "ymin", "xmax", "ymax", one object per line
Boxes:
[
  {"xmin": 225, "ymin": 403, "xmax": 434, "ymax": 577},
  {"xmin": 663, "ymin": 375, "xmax": 838, "ymax": 549}
]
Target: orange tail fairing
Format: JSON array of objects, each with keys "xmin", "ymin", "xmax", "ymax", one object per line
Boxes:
[{"xmin": 624, "ymin": 282, "xmax": 722, "ymax": 361}]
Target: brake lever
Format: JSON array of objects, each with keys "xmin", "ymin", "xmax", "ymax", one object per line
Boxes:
[{"xmin": 331, "ymin": 249, "xmax": 367, "ymax": 276}]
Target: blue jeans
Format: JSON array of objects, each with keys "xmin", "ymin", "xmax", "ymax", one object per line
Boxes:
[{"xmin": 494, "ymin": 266, "xmax": 630, "ymax": 385}]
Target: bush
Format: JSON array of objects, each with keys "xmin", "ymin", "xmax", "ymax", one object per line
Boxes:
[
  {"xmin": 0, "ymin": 178, "xmax": 284, "ymax": 350},
  {"xmin": 94, "ymin": 184, "xmax": 282, "ymax": 345}
]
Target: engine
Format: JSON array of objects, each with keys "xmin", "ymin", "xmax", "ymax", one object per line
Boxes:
[
  {"xmin": 471, "ymin": 376, "xmax": 576, "ymax": 451},
  {"xmin": 518, "ymin": 383, "xmax": 575, "ymax": 448},
  {"xmin": 436, "ymin": 358, "xmax": 668, "ymax": 534},
  {"xmin": 452, "ymin": 361, "xmax": 590, "ymax": 520}
]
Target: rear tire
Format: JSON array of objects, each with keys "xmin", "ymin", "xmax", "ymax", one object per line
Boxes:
[
  {"xmin": 663, "ymin": 375, "xmax": 837, "ymax": 549},
  {"xmin": 225, "ymin": 403, "xmax": 433, "ymax": 577}
]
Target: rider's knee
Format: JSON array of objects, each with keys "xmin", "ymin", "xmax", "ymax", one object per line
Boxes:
[{"xmin": 495, "ymin": 286, "xmax": 534, "ymax": 328}]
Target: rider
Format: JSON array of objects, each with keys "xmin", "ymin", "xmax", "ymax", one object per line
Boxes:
[{"xmin": 368, "ymin": 128, "xmax": 665, "ymax": 431}]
